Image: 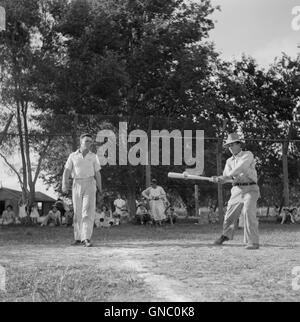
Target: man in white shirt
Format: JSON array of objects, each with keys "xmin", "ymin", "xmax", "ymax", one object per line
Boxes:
[
  {"xmin": 62, "ymin": 133, "xmax": 102, "ymax": 247},
  {"xmin": 212, "ymin": 133, "xmax": 260, "ymax": 250},
  {"xmin": 114, "ymin": 194, "xmax": 126, "ymax": 216}
]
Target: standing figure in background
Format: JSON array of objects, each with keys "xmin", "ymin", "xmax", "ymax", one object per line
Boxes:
[
  {"xmin": 30, "ymin": 203, "xmax": 40, "ymax": 224},
  {"xmin": 18, "ymin": 199, "xmax": 28, "ymax": 224},
  {"xmin": 142, "ymin": 179, "xmax": 167, "ymax": 226}
]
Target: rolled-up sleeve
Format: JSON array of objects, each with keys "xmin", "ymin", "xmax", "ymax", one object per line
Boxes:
[
  {"xmin": 65, "ymin": 155, "xmax": 73, "ymax": 172},
  {"xmin": 227, "ymin": 152, "xmax": 254, "ymax": 177},
  {"xmin": 160, "ymin": 187, "xmax": 166, "ymax": 197},
  {"xmin": 223, "ymin": 160, "xmax": 232, "ymax": 177}
]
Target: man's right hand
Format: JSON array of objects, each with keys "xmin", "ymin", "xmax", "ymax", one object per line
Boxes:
[
  {"xmin": 62, "ymin": 186, "xmax": 69, "ymax": 194},
  {"xmin": 211, "ymin": 176, "xmax": 219, "ymax": 183}
]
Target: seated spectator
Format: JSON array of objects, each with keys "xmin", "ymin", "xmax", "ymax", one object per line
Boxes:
[
  {"xmin": 280, "ymin": 207, "xmax": 296, "ymax": 225},
  {"xmin": 208, "ymin": 205, "xmax": 218, "ymax": 224},
  {"xmin": 114, "ymin": 194, "xmax": 126, "ymax": 217},
  {"xmin": 290, "ymin": 208, "xmax": 298, "ymax": 223},
  {"xmin": 112, "ymin": 212, "xmax": 121, "ymax": 226},
  {"xmin": 64, "ymin": 205, "xmax": 73, "ymax": 227},
  {"xmin": 293, "ymin": 208, "xmax": 300, "ymax": 223},
  {"xmin": 119, "ymin": 208, "xmax": 130, "ymax": 224},
  {"xmin": 272, "ymin": 205, "xmax": 280, "ymax": 217},
  {"xmin": 41, "ymin": 205, "xmax": 61, "ymax": 227},
  {"xmin": 0, "ymin": 205, "xmax": 18, "ymax": 225},
  {"xmin": 55, "ymin": 198, "xmax": 66, "ymax": 219},
  {"xmin": 136, "ymin": 203, "xmax": 150, "ymax": 225},
  {"xmin": 165, "ymin": 206, "xmax": 177, "ymax": 225},
  {"xmin": 96, "ymin": 206, "xmax": 114, "ymax": 228},
  {"xmin": 95, "ymin": 207, "xmax": 105, "ymax": 228}
]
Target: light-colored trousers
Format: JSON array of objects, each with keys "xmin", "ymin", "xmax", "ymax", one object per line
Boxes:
[
  {"xmin": 223, "ymin": 185, "xmax": 260, "ymax": 246},
  {"xmin": 72, "ymin": 177, "xmax": 96, "ymax": 241}
]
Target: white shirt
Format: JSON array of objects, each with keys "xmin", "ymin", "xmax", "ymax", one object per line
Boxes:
[
  {"xmin": 65, "ymin": 150, "xmax": 101, "ymax": 179},
  {"xmin": 114, "ymin": 199, "xmax": 126, "ymax": 214},
  {"xmin": 223, "ymin": 150, "xmax": 258, "ymax": 184},
  {"xmin": 144, "ymin": 186, "xmax": 166, "ymax": 200}
]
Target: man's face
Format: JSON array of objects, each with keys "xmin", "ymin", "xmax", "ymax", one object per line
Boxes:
[
  {"xmin": 227, "ymin": 142, "xmax": 241, "ymax": 155},
  {"xmin": 80, "ymin": 136, "xmax": 93, "ymax": 150}
]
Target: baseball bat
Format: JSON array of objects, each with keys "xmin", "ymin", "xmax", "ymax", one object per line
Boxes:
[{"xmin": 168, "ymin": 172, "xmax": 214, "ymax": 182}]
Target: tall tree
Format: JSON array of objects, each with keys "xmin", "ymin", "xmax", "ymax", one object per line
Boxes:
[
  {"xmin": 0, "ymin": 0, "xmax": 65, "ymax": 205},
  {"xmin": 38, "ymin": 0, "xmax": 220, "ymax": 215}
]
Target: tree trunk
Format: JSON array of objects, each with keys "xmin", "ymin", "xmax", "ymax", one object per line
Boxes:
[
  {"xmin": 126, "ymin": 165, "xmax": 137, "ymax": 219},
  {"xmin": 29, "ymin": 183, "xmax": 36, "ymax": 209},
  {"xmin": 145, "ymin": 116, "xmax": 153, "ymax": 188},
  {"xmin": 22, "ymin": 102, "xmax": 35, "ymax": 206},
  {"xmin": 282, "ymin": 125, "xmax": 292, "ymax": 207},
  {"xmin": 0, "ymin": 113, "xmax": 14, "ymax": 146},
  {"xmin": 16, "ymin": 102, "xmax": 28, "ymax": 193},
  {"xmin": 22, "ymin": 103, "xmax": 35, "ymax": 208},
  {"xmin": 282, "ymin": 141, "xmax": 289, "ymax": 207}
]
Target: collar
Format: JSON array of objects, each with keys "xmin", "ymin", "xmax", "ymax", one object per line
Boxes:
[
  {"xmin": 231, "ymin": 150, "xmax": 243, "ymax": 160},
  {"xmin": 75, "ymin": 149, "xmax": 92, "ymax": 155}
]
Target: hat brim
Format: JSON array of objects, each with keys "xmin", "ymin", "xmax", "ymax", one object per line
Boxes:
[{"xmin": 224, "ymin": 139, "xmax": 243, "ymax": 147}]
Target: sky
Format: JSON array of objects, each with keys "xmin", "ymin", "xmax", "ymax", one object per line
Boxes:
[
  {"xmin": 1, "ymin": 0, "xmax": 300, "ymax": 198},
  {"xmin": 0, "ymin": 154, "xmax": 57, "ymax": 198},
  {"xmin": 209, "ymin": 0, "xmax": 300, "ymax": 67}
]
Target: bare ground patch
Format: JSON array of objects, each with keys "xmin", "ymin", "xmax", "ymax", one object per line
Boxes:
[{"xmin": 0, "ymin": 223, "xmax": 300, "ymax": 301}]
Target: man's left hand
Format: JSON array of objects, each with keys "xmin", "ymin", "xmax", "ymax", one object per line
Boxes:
[
  {"xmin": 212, "ymin": 176, "xmax": 230, "ymax": 184},
  {"xmin": 217, "ymin": 176, "xmax": 231, "ymax": 184}
]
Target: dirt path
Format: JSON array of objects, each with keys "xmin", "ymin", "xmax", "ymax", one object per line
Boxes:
[{"xmin": 116, "ymin": 249, "xmax": 199, "ymax": 301}]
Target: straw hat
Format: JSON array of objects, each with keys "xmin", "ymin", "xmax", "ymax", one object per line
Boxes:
[{"xmin": 224, "ymin": 133, "xmax": 244, "ymax": 146}]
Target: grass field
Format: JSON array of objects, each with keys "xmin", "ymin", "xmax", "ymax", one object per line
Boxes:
[{"xmin": 0, "ymin": 221, "xmax": 300, "ymax": 302}]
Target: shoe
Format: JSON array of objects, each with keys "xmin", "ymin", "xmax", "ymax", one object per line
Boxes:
[
  {"xmin": 71, "ymin": 240, "xmax": 82, "ymax": 246},
  {"xmin": 83, "ymin": 239, "xmax": 92, "ymax": 247},
  {"xmin": 213, "ymin": 235, "xmax": 229, "ymax": 245},
  {"xmin": 245, "ymin": 244, "xmax": 259, "ymax": 250}
]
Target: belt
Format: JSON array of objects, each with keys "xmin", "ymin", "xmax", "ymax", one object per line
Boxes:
[
  {"xmin": 233, "ymin": 182, "xmax": 257, "ymax": 187},
  {"xmin": 74, "ymin": 177, "xmax": 94, "ymax": 181}
]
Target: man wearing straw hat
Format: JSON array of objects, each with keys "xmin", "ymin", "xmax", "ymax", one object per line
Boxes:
[{"xmin": 212, "ymin": 133, "xmax": 260, "ymax": 250}]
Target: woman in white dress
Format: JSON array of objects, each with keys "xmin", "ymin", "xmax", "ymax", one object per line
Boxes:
[
  {"xmin": 18, "ymin": 199, "xmax": 28, "ymax": 224},
  {"xmin": 142, "ymin": 179, "xmax": 167, "ymax": 225},
  {"xmin": 30, "ymin": 203, "xmax": 40, "ymax": 224}
]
